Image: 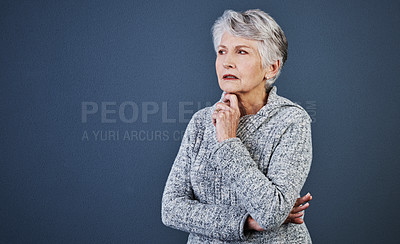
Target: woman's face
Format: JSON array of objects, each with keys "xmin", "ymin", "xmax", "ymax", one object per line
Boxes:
[{"xmin": 215, "ymin": 32, "xmax": 268, "ymax": 96}]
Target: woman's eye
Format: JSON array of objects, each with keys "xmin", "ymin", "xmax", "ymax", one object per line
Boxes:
[
  {"xmin": 238, "ymin": 50, "xmax": 248, "ymax": 54},
  {"xmin": 218, "ymin": 50, "xmax": 226, "ymax": 55}
]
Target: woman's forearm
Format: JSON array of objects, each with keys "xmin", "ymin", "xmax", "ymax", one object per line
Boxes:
[
  {"xmin": 162, "ymin": 190, "xmax": 249, "ymax": 241},
  {"xmin": 162, "ymin": 111, "xmax": 250, "ymax": 241}
]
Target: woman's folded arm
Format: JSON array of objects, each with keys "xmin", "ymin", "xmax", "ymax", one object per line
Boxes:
[{"xmin": 213, "ymin": 112, "xmax": 312, "ymax": 231}]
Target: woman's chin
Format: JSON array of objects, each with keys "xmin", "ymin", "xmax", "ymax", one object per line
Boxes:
[
  {"xmin": 222, "ymin": 89, "xmax": 237, "ymax": 94},
  {"xmin": 219, "ymin": 84, "xmax": 238, "ymax": 94}
]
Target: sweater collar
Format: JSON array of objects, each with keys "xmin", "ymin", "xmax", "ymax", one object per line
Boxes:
[
  {"xmin": 217, "ymin": 86, "xmax": 303, "ymax": 138},
  {"xmin": 218, "ymin": 86, "xmax": 301, "ymax": 118}
]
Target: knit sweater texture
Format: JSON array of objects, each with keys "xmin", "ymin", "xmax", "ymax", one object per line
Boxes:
[{"xmin": 162, "ymin": 86, "xmax": 312, "ymax": 243}]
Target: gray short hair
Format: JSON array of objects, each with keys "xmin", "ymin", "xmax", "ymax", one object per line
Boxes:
[{"xmin": 212, "ymin": 9, "xmax": 288, "ymax": 88}]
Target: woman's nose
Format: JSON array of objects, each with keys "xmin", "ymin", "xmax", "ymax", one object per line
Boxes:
[
  {"xmin": 223, "ymin": 62, "xmax": 236, "ymax": 69},
  {"xmin": 223, "ymin": 55, "xmax": 236, "ymax": 69}
]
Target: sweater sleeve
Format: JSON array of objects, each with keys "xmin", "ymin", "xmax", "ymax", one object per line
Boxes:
[
  {"xmin": 213, "ymin": 113, "xmax": 312, "ymax": 231},
  {"xmin": 161, "ymin": 111, "xmax": 249, "ymax": 241}
]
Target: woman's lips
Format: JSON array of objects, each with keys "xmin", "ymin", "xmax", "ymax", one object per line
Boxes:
[{"xmin": 223, "ymin": 74, "xmax": 239, "ymax": 80}]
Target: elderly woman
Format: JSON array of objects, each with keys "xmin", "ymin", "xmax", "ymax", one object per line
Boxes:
[{"xmin": 162, "ymin": 9, "xmax": 313, "ymax": 243}]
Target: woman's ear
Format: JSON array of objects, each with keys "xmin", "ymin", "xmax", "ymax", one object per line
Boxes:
[{"xmin": 265, "ymin": 60, "xmax": 280, "ymax": 79}]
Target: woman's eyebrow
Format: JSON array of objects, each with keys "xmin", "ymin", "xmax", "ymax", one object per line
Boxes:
[
  {"xmin": 218, "ymin": 44, "xmax": 253, "ymax": 49},
  {"xmin": 235, "ymin": 45, "xmax": 251, "ymax": 49}
]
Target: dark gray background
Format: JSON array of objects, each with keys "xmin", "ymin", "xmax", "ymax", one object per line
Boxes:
[{"xmin": 1, "ymin": 0, "xmax": 399, "ymax": 243}]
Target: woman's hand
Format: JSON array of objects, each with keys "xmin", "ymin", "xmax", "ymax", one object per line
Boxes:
[
  {"xmin": 244, "ymin": 215, "xmax": 265, "ymax": 232},
  {"xmin": 212, "ymin": 94, "xmax": 241, "ymax": 142},
  {"xmin": 284, "ymin": 193, "xmax": 312, "ymax": 224},
  {"xmin": 245, "ymin": 193, "xmax": 312, "ymax": 231}
]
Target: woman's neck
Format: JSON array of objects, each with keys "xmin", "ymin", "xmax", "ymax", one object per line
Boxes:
[{"xmin": 236, "ymin": 88, "xmax": 268, "ymax": 117}]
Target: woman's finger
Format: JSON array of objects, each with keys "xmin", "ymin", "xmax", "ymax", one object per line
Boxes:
[
  {"xmin": 291, "ymin": 217, "xmax": 304, "ymax": 224},
  {"xmin": 216, "ymin": 102, "xmax": 231, "ymax": 112},
  {"xmin": 212, "ymin": 112, "xmax": 217, "ymax": 126},
  {"xmin": 212, "ymin": 111, "xmax": 223, "ymax": 119},
  {"xmin": 284, "ymin": 211, "xmax": 304, "ymax": 224},
  {"xmin": 294, "ymin": 193, "xmax": 312, "ymax": 207},
  {"xmin": 288, "ymin": 212, "xmax": 304, "ymax": 220},
  {"xmin": 223, "ymin": 93, "xmax": 239, "ymax": 112},
  {"xmin": 291, "ymin": 202, "xmax": 309, "ymax": 213}
]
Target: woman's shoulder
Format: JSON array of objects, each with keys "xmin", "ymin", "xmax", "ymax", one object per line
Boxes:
[
  {"xmin": 266, "ymin": 87, "xmax": 312, "ymax": 124},
  {"xmin": 276, "ymin": 101, "xmax": 312, "ymax": 124},
  {"xmin": 188, "ymin": 105, "xmax": 215, "ymax": 129}
]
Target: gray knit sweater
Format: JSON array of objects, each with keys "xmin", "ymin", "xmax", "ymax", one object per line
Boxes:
[{"xmin": 162, "ymin": 86, "xmax": 312, "ymax": 243}]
